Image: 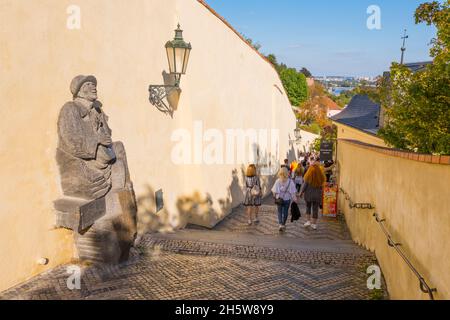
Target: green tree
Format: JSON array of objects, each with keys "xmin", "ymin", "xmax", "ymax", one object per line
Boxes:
[
  {"xmin": 266, "ymin": 53, "xmax": 289, "ymax": 74},
  {"xmin": 242, "ymin": 35, "xmax": 261, "ymax": 52},
  {"xmin": 300, "ymin": 67, "xmax": 312, "ymax": 78},
  {"xmin": 266, "ymin": 54, "xmax": 278, "ymax": 66},
  {"xmin": 280, "ymin": 68, "xmax": 308, "ymax": 106},
  {"xmin": 378, "ymin": 1, "xmax": 450, "ymax": 155},
  {"xmin": 312, "ymin": 138, "xmax": 322, "ymax": 153}
]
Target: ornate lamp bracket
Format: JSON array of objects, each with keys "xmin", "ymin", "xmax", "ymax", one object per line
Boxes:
[{"xmin": 148, "ymin": 82, "xmax": 179, "ymax": 117}]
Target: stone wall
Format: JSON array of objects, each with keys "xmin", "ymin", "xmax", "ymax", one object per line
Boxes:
[
  {"xmin": 337, "ymin": 139, "xmax": 450, "ymax": 299},
  {"xmin": 0, "ymin": 0, "xmax": 296, "ymax": 291}
]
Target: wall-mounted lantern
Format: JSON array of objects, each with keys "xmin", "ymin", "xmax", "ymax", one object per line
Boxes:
[{"xmin": 149, "ymin": 24, "xmax": 192, "ymax": 116}]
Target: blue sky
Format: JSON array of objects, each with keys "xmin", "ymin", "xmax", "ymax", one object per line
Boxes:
[{"xmin": 205, "ymin": 0, "xmax": 437, "ymax": 77}]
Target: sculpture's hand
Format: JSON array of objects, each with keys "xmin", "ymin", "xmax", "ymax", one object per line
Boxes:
[{"xmin": 98, "ymin": 131, "xmax": 112, "ymax": 146}]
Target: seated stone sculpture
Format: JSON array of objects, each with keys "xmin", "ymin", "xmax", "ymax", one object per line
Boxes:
[
  {"xmin": 55, "ymin": 75, "xmax": 137, "ymax": 264},
  {"xmin": 57, "ymin": 75, "xmax": 133, "ymax": 200}
]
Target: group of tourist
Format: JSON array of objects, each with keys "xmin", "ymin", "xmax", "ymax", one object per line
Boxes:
[{"xmin": 243, "ymin": 153, "xmax": 334, "ymax": 232}]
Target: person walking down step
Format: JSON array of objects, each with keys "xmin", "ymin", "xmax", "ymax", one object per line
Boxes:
[
  {"xmin": 243, "ymin": 164, "xmax": 262, "ymax": 226},
  {"xmin": 272, "ymin": 167, "xmax": 297, "ymax": 232},
  {"xmin": 293, "ymin": 166, "xmax": 304, "ymax": 193},
  {"xmin": 299, "ymin": 161, "xmax": 326, "ymax": 230}
]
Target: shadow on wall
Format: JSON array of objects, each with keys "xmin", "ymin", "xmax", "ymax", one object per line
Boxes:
[
  {"xmin": 174, "ymin": 147, "xmax": 282, "ymax": 229},
  {"xmin": 286, "ymin": 142, "xmax": 297, "ymax": 164},
  {"xmin": 162, "ymin": 71, "xmax": 181, "ymax": 112},
  {"xmin": 176, "ymin": 166, "xmax": 247, "ymax": 228},
  {"xmin": 134, "ymin": 185, "xmax": 188, "ymax": 244},
  {"xmin": 135, "ymin": 144, "xmax": 283, "ymax": 233}
]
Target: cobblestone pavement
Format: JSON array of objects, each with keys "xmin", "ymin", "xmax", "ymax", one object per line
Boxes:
[
  {"xmin": 0, "ymin": 248, "xmax": 379, "ymax": 300},
  {"xmin": 211, "ymin": 202, "xmax": 352, "ymax": 240},
  {"xmin": 0, "ymin": 198, "xmax": 387, "ymax": 300}
]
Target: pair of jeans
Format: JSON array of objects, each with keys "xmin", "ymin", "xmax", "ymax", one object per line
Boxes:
[{"xmin": 277, "ymin": 200, "xmax": 291, "ymax": 225}]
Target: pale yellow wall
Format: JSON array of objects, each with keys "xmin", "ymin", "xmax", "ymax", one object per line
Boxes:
[
  {"xmin": 334, "ymin": 122, "xmax": 387, "ymax": 147},
  {"xmin": 337, "ymin": 141, "xmax": 450, "ymax": 300},
  {"xmin": 0, "ymin": 0, "xmax": 296, "ymax": 291}
]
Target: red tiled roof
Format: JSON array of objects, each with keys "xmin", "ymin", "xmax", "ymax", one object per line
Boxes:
[
  {"xmin": 309, "ymin": 95, "xmax": 341, "ymax": 111},
  {"xmin": 320, "ymin": 96, "xmax": 341, "ymax": 110}
]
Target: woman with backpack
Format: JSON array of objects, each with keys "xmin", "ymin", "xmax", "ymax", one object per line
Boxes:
[
  {"xmin": 271, "ymin": 167, "xmax": 298, "ymax": 232},
  {"xmin": 243, "ymin": 164, "xmax": 262, "ymax": 226}
]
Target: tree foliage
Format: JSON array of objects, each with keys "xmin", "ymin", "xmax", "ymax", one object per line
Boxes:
[
  {"xmin": 242, "ymin": 35, "xmax": 262, "ymax": 52},
  {"xmin": 300, "ymin": 67, "xmax": 312, "ymax": 78},
  {"xmin": 279, "ymin": 68, "xmax": 309, "ymax": 106},
  {"xmin": 266, "ymin": 53, "xmax": 310, "ymax": 105},
  {"xmin": 312, "ymin": 138, "xmax": 322, "ymax": 153},
  {"xmin": 298, "ymin": 81, "xmax": 336, "ymax": 132},
  {"xmin": 378, "ymin": 1, "xmax": 450, "ymax": 155},
  {"xmin": 296, "ymin": 101, "xmax": 317, "ymax": 126}
]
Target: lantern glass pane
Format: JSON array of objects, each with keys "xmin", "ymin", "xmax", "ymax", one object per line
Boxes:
[
  {"xmin": 182, "ymin": 48, "xmax": 191, "ymax": 74},
  {"xmin": 174, "ymin": 47, "xmax": 185, "ymax": 74},
  {"xmin": 166, "ymin": 46, "xmax": 175, "ymax": 74}
]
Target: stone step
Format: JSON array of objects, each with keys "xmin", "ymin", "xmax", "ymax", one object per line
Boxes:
[{"xmin": 146, "ymin": 230, "xmax": 369, "ymax": 255}]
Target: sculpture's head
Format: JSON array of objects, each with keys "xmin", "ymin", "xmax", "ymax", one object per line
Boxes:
[{"xmin": 70, "ymin": 75, "xmax": 98, "ymax": 102}]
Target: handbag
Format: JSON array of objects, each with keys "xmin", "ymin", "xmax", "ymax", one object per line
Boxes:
[
  {"xmin": 247, "ymin": 177, "xmax": 261, "ymax": 197},
  {"xmin": 290, "ymin": 201, "xmax": 301, "ymax": 222},
  {"xmin": 275, "ymin": 179, "xmax": 291, "ymax": 205},
  {"xmin": 251, "ymin": 184, "xmax": 261, "ymax": 197}
]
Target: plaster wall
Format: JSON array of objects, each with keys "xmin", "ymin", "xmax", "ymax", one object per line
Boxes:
[
  {"xmin": 0, "ymin": 0, "xmax": 296, "ymax": 291},
  {"xmin": 337, "ymin": 140, "xmax": 450, "ymax": 299}
]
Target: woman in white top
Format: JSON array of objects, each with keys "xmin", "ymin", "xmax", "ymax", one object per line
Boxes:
[{"xmin": 271, "ymin": 167, "xmax": 298, "ymax": 232}]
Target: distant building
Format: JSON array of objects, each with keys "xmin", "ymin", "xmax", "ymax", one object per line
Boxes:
[
  {"xmin": 327, "ymin": 104, "xmax": 343, "ymax": 118},
  {"xmin": 403, "ymin": 61, "xmax": 432, "ymax": 73}
]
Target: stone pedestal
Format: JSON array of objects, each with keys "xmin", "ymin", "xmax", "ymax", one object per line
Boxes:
[{"xmin": 55, "ymin": 188, "xmax": 137, "ymax": 265}]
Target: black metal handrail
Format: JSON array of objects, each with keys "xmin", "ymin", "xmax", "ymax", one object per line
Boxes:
[
  {"xmin": 339, "ymin": 187, "xmax": 437, "ymax": 299},
  {"xmin": 373, "ymin": 212, "xmax": 437, "ymax": 300},
  {"xmin": 339, "ymin": 187, "xmax": 375, "ymax": 210}
]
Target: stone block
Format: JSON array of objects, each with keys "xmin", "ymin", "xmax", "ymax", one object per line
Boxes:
[
  {"xmin": 69, "ymin": 189, "xmax": 137, "ymax": 265},
  {"xmin": 54, "ymin": 197, "xmax": 106, "ymax": 232}
]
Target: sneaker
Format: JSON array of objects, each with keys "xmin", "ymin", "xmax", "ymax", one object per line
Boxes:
[
  {"xmin": 253, "ymin": 218, "xmax": 260, "ymax": 224},
  {"xmin": 311, "ymin": 224, "xmax": 317, "ymax": 230},
  {"xmin": 278, "ymin": 225, "xmax": 284, "ymax": 232},
  {"xmin": 247, "ymin": 220, "xmax": 252, "ymax": 226},
  {"xmin": 304, "ymin": 221, "xmax": 311, "ymax": 228}
]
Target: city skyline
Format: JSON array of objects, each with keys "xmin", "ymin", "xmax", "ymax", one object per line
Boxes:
[{"xmin": 206, "ymin": 0, "xmax": 438, "ymax": 77}]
